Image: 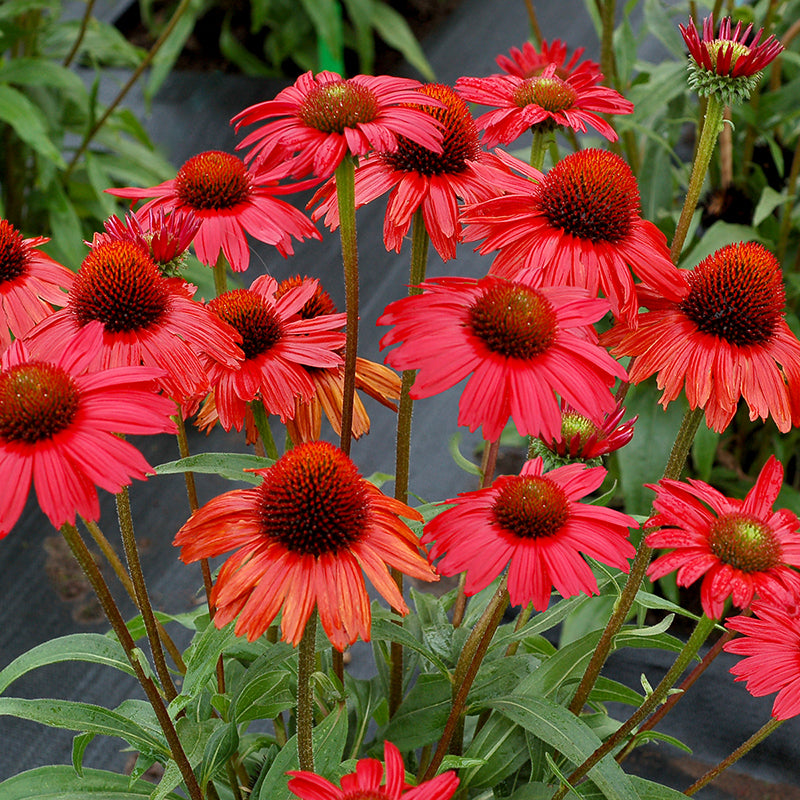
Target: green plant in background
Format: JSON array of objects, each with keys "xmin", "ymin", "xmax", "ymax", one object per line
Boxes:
[{"xmin": 0, "ymin": 0, "xmax": 176, "ymax": 266}]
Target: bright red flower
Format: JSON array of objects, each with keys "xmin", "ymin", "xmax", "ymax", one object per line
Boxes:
[
  {"xmin": 645, "ymin": 456, "xmax": 800, "ymax": 620},
  {"xmin": 232, "ymin": 71, "xmax": 444, "ymax": 180},
  {"xmin": 725, "ymin": 600, "xmax": 800, "ymax": 720},
  {"xmin": 377, "ymin": 272, "xmax": 627, "ymax": 442},
  {"xmin": 0, "ymin": 325, "xmax": 176, "ymax": 536},
  {"xmin": 310, "ymin": 83, "xmax": 510, "ymax": 261},
  {"xmin": 203, "ymin": 275, "xmax": 346, "ymax": 431},
  {"xmin": 455, "ymin": 63, "xmax": 632, "ymax": 146},
  {"xmin": 25, "ymin": 239, "xmax": 242, "ymax": 403},
  {"xmin": 0, "ymin": 218, "xmax": 74, "ymax": 354},
  {"xmin": 460, "ymin": 149, "xmax": 684, "ymax": 325},
  {"xmin": 90, "ymin": 211, "xmax": 200, "ymax": 276},
  {"xmin": 288, "ymin": 741, "xmax": 459, "ymax": 800},
  {"xmin": 604, "ymin": 242, "xmax": 800, "ymax": 433},
  {"xmin": 174, "ymin": 441, "xmax": 438, "ymax": 650},
  {"xmin": 536, "ymin": 400, "xmax": 637, "ymax": 462},
  {"xmin": 496, "ymin": 39, "xmax": 602, "ymax": 82},
  {"xmin": 681, "ymin": 15, "xmax": 783, "ymax": 103},
  {"xmin": 423, "ymin": 457, "xmax": 636, "ymax": 610},
  {"xmin": 107, "ymin": 151, "xmax": 320, "ymax": 272}
]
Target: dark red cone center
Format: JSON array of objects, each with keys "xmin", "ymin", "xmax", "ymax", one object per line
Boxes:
[
  {"xmin": 708, "ymin": 513, "xmax": 781, "ymax": 573},
  {"xmin": 208, "ymin": 289, "xmax": 283, "ymax": 360},
  {"xmin": 0, "ymin": 219, "xmax": 30, "ymax": 284},
  {"xmin": 175, "ymin": 151, "xmax": 251, "ymax": 210},
  {"xmin": 299, "ymin": 81, "xmax": 379, "ymax": 133},
  {"xmin": 513, "ymin": 75, "xmax": 578, "ymax": 111},
  {"xmin": 492, "ymin": 475, "xmax": 570, "ymax": 539}
]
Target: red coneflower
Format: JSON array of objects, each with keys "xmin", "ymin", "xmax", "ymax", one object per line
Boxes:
[
  {"xmin": 604, "ymin": 242, "xmax": 800, "ymax": 433},
  {"xmin": 455, "ymin": 63, "xmax": 632, "ymax": 146},
  {"xmin": 646, "ymin": 456, "xmax": 800, "ymax": 620},
  {"xmin": 496, "ymin": 39, "xmax": 602, "ymax": 82},
  {"xmin": 422, "ymin": 457, "xmax": 637, "ymax": 610},
  {"xmin": 0, "ymin": 325, "xmax": 176, "ymax": 537},
  {"xmin": 203, "ymin": 275, "xmax": 346, "ymax": 432},
  {"xmin": 25, "ymin": 239, "xmax": 243, "ymax": 403},
  {"xmin": 310, "ymin": 83, "xmax": 510, "ymax": 261},
  {"xmin": 232, "ymin": 71, "xmax": 444, "ymax": 180},
  {"xmin": 725, "ymin": 600, "xmax": 800, "ymax": 720},
  {"xmin": 174, "ymin": 441, "xmax": 438, "ymax": 649},
  {"xmin": 107, "ymin": 151, "xmax": 320, "ymax": 272},
  {"xmin": 681, "ymin": 15, "xmax": 783, "ymax": 103},
  {"xmin": 460, "ymin": 149, "xmax": 684, "ymax": 325},
  {"xmin": 377, "ymin": 272, "xmax": 627, "ymax": 442},
  {"xmin": 288, "ymin": 741, "xmax": 459, "ymax": 800},
  {"xmin": 0, "ymin": 218, "xmax": 74, "ymax": 354}
]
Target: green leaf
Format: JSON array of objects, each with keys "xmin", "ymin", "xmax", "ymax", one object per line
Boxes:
[
  {"xmin": 642, "ymin": 0, "xmax": 687, "ymax": 58},
  {"xmin": 462, "ymin": 711, "xmax": 529, "ymax": 789},
  {"xmin": 681, "ymin": 221, "xmax": 761, "ymax": 270},
  {"xmin": 578, "ymin": 774, "xmax": 692, "ymax": 799},
  {"xmin": 753, "ymin": 185, "xmax": 788, "ymax": 227},
  {"xmin": 0, "ymin": 634, "xmax": 134, "ymax": 693},
  {"xmin": 0, "ymin": 84, "xmax": 63, "ymax": 164},
  {"xmin": 0, "ymin": 58, "xmax": 87, "ymax": 95},
  {"xmin": 380, "ymin": 672, "xmax": 451, "ymax": 750},
  {"xmin": 0, "ymin": 698, "xmax": 169, "ymax": 757},
  {"xmin": 589, "ymin": 676, "xmax": 643, "ymax": 707},
  {"xmin": 154, "ymin": 452, "xmax": 274, "ymax": 484},
  {"xmin": 233, "ymin": 669, "xmax": 295, "ymax": 722},
  {"xmin": 200, "ymin": 721, "xmax": 239, "ymax": 789},
  {"xmin": 521, "ymin": 631, "xmax": 603, "ymax": 698},
  {"xmin": 299, "ymin": 0, "xmax": 343, "ymax": 70},
  {"xmin": 71, "ymin": 732, "xmax": 94, "ymax": 777},
  {"xmin": 370, "ymin": 614, "xmax": 451, "ymax": 676},
  {"xmin": 369, "ymin": 2, "xmax": 435, "ymax": 80},
  {"xmin": 0, "ymin": 766, "xmax": 185, "ymax": 799},
  {"xmin": 448, "ymin": 432, "xmax": 482, "ymax": 477},
  {"xmin": 490, "ymin": 695, "xmax": 639, "ymax": 800},
  {"xmin": 45, "ymin": 179, "xmax": 86, "ymax": 266}
]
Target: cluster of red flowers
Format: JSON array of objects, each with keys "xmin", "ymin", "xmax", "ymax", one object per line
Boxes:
[{"xmin": 2, "ymin": 21, "xmax": 799, "ymax": 783}]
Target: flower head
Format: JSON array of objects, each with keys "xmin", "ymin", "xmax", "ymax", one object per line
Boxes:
[
  {"xmin": 455, "ymin": 63, "xmax": 632, "ymax": 146},
  {"xmin": 532, "ymin": 400, "xmax": 637, "ymax": 464},
  {"xmin": 203, "ymin": 275, "xmax": 346, "ymax": 431},
  {"xmin": 681, "ymin": 15, "xmax": 783, "ymax": 104},
  {"xmin": 0, "ymin": 218, "xmax": 74, "ymax": 354},
  {"xmin": 645, "ymin": 456, "xmax": 800, "ymax": 620},
  {"xmin": 423, "ymin": 457, "xmax": 636, "ymax": 610},
  {"xmin": 91, "ymin": 211, "xmax": 200, "ymax": 277},
  {"xmin": 25, "ymin": 239, "xmax": 243, "ymax": 403},
  {"xmin": 107, "ymin": 151, "xmax": 320, "ymax": 272},
  {"xmin": 288, "ymin": 741, "xmax": 458, "ymax": 800},
  {"xmin": 460, "ymin": 149, "xmax": 684, "ymax": 325},
  {"xmin": 496, "ymin": 39, "xmax": 602, "ymax": 82},
  {"xmin": 0, "ymin": 326, "xmax": 176, "ymax": 536},
  {"xmin": 232, "ymin": 71, "xmax": 444, "ymax": 180},
  {"xmin": 724, "ymin": 600, "xmax": 800, "ymax": 720},
  {"xmin": 174, "ymin": 441, "xmax": 437, "ymax": 649},
  {"xmin": 311, "ymin": 83, "xmax": 510, "ymax": 261},
  {"xmin": 377, "ymin": 272, "xmax": 627, "ymax": 442},
  {"xmin": 604, "ymin": 242, "xmax": 800, "ymax": 433}
]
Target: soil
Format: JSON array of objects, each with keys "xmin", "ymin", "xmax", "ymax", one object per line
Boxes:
[{"xmin": 115, "ymin": 0, "xmax": 463, "ymax": 76}]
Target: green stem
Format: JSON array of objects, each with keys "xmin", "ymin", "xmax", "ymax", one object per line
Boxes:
[
  {"xmin": 297, "ymin": 613, "xmax": 318, "ymax": 771},
  {"xmin": 116, "ymin": 487, "xmax": 178, "ymax": 703},
  {"xmin": 670, "ymin": 94, "xmax": 726, "ymax": 263},
  {"xmin": 529, "ymin": 128, "xmax": 551, "ymax": 171},
  {"xmin": 553, "ymin": 614, "xmax": 718, "ymax": 800},
  {"xmin": 684, "ymin": 717, "xmax": 784, "ymax": 796},
  {"xmin": 523, "ymin": 0, "xmax": 543, "ymax": 46},
  {"xmin": 250, "ymin": 399, "xmax": 279, "ymax": 460},
  {"xmin": 567, "ymin": 407, "xmax": 704, "ymax": 716},
  {"xmin": 335, "ymin": 157, "xmax": 359, "ymax": 457},
  {"xmin": 64, "ymin": 0, "xmax": 193, "ymax": 180},
  {"xmin": 213, "ymin": 252, "xmax": 229, "ymax": 297},
  {"xmin": 62, "ymin": 0, "xmax": 96, "ymax": 67},
  {"xmin": 777, "ymin": 132, "xmax": 800, "ymax": 264},
  {"xmin": 423, "ymin": 576, "xmax": 509, "ymax": 780},
  {"xmin": 389, "ymin": 210, "xmax": 430, "ymax": 719},
  {"xmin": 60, "ymin": 524, "xmax": 203, "ymax": 800},
  {"xmin": 598, "ymin": 0, "xmax": 618, "ymax": 90},
  {"xmin": 505, "ymin": 602, "xmax": 535, "ymax": 657}
]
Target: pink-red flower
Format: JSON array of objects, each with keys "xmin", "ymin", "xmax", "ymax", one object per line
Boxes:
[
  {"xmin": 107, "ymin": 151, "xmax": 320, "ymax": 272},
  {"xmin": 496, "ymin": 39, "xmax": 602, "ymax": 82},
  {"xmin": 645, "ymin": 456, "xmax": 800, "ymax": 620},
  {"xmin": 288, "ymin": 742, "xmax": 458, "ymax": 800},
  {"xmin": 681, "ymin": 15, "xmax": 783, "ymax": 103},
  {"xmin": 174, "ymin": 441, "xmax": 438, "ymax": 650},
  {"xmin": 604, "ymin": 242, "xmax": 800, "ymax": 433},
  {"xmin": 0, "ymin": 325, "xmax": 176, "ymax": 536},
  {"xmin": 460, "ymin": 149, "xmax": 684, "ymax": 325},
  {"xmin": 203, "ymin": 275, "xmax": 346, "ymax": 431},
  {"xmin": 455, "ymin": 63, "xmax": 632, "ymax": 146},
  {"xmin": 423, "ymin": 457, "xmax": 637, "ymax": 610},
  {"xmin": 232, "ymin": 71, "xmax": 444, "ymax": 180},
  {"xmin": 377, "ymin": 272, "xmax": 627, "ymax": 442},
  {"xmin": 310, "ymin": 83, "xmax": 510, "ymax": 261},
  {"xmin": 0, "ymin": 218, "xmax": 74, "ymax": 354},
  {"xmin": 25, "ymin": 239, "xmax": 243, "ymax": 404},
  {"xmin": 724, "ymin": 600, "xmax": 800, "ymax": 720}
]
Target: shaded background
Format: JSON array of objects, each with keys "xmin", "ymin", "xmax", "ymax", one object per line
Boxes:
[{"xmin": 1, "ymin": 0, "xmax": 798, "ymax": 795}]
